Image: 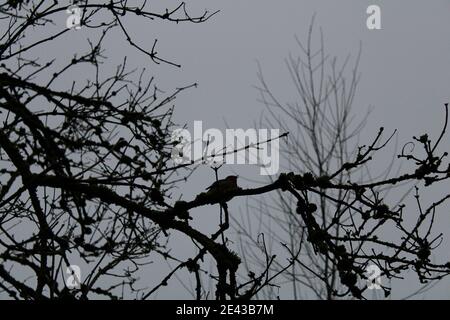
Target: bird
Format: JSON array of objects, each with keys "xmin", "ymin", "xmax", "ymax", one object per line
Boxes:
[
  {"xmin": 206, "ymin": 175, "xmax": 239, "ymax": 192},
  {"xmin": 204, "ymin": 175, "xmax": 239, "ymax": 203}
]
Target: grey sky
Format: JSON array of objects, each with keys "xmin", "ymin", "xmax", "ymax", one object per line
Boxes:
[
  {"xmin": 142, "ymin": 0, "xmax": 450, "ymax": 298},
  {"xmin": 140, "ymin": 0, "xmax": 450, "ymax": 299},
  {"xmin": 65, "ymin": 0, "xmax": 450, "ymax": 299},
  {"xmin": 2, "ymin": 0, "xmax": 450, "ymax": 299}
]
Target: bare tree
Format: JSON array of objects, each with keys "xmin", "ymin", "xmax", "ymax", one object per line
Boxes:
[
  {"xmin": 1, "ymin": 2, "xmax": 450, "ymax": 300},
  {"xmin": 235, "ymin": 21, "xmax": 367, "ymax": 299},
  {"xmin": 235, "ymin": 20, "xmax": 450, "ymax": 299}
]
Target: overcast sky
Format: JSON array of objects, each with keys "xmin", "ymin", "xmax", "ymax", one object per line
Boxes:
[
  {"xmin": 3, "ymin": 0, "xmax": 450, "ymax": 299},
  {"xmin": 62, "ymin": 0, "xmax": 450, "ymax": 299},
  {"xmin": 133, "ymin": 0, "xmax": 450, "ymax": 299}
]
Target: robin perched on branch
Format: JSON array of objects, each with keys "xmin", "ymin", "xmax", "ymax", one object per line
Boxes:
[
  {"xmin": 204, "ymin": 175, "xmax": 239, "ymax": 202},
  {"xmin": 206, "ymin": 175, "xmax": 239, "ymax": 192}
]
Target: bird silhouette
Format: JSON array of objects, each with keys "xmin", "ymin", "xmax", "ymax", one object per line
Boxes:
[
  {"xmin": 206, "ymin": 175, "xmax": 239, "ymax": 193},
  {"xmin": 203, "ymin": 176, "xmax": 241, "ymax": 203}
]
